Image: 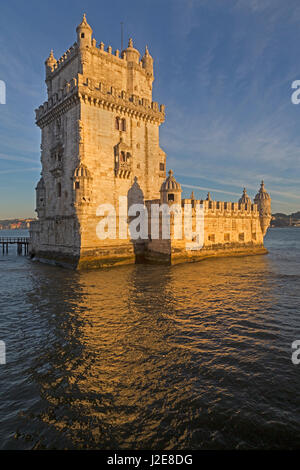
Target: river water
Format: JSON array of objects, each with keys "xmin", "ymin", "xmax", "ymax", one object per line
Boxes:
[{"xmin": 0, "ymin": 228, "xmax": 299, "ymax": 449}]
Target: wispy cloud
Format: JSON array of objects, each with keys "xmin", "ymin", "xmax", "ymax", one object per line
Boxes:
[
  {"xmin": 0, "ymin": 167, "xmax": 40, "ymax": 175},
  {"xmin": 0, "ymin": 153, "xmax": 39, "ymax": 164}
]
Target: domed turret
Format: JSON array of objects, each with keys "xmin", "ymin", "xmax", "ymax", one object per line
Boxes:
[
  {"xmin": 45, "ymin": 50, "xmax": 57, "ymax": 72},
  {"xmin": 239, "ymin": 188, "xmax": 252, "ymax": 205},
  {"xmin": 160, "ymin": 170, "xmax": 182, "ymax": 204},
  {"xmin": 123, "ymin": 38, "xmax": 140, "ymax": 64},
  {"xmin": 142, "ymin": 45, "xmax": 153, "ymax": 76},
  {"xmin": 76, "ymin": 13, "xmax": 93, "ymax": 48},
  {"xmin": 254, "ymin": 181, "xmax": 271, "ymax": 235},
  {"xmin": 73, "ymin": 162, "xmax": 91, "ymax": 179},
  {"xmin": 72, "ymin": 163, "xmax": 92, "ymax": 209}
]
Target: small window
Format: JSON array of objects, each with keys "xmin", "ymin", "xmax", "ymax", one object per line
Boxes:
[
  {"xmin": 239, "ymin": 233, "xmax": 245, "ymax": 241},
  {"xmin": 115, "ymin": 117, "xmax": 120, "ymax": 130},
  {"xmin": 120, "ymin": 151, "xmax": 126, "ymax": 162},
  {"xmin": 81, "ymin": 33, "xmax": 85, "ymax": 38},
  {"xmin": 75, "ymin": 181, "xmax": 80, "ymax": 189},
  {"xmin": 57, "ymin": 182, "xmax": 61, "ymax": 198},
  {"xmin": 208, "ymin": 234, "xmax": 215, "ymax": 242},
  {"xmin": 160, "ymin": 162, "xmax": 165, "ymax": 171},
  {"xmin": 121, "ymin": 118, "xmax": 126, "ymax": 131},
  {"xmin": 126, "ymin": 152, "xmax": 131, "ymax": 160},
  {"xmin": 168, "ymin": 193, "xmax": 175, "ymax": 202}
]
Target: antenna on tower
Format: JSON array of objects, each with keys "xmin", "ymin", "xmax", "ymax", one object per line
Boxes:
[{"xmin": 121, "ymin": 21, "xmax": 124, "ymax": 52}]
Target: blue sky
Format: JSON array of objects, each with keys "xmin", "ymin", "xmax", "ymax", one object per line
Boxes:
[{"xmin": 0, "ymin": 0, "xmax": 300, "ymax": 218}]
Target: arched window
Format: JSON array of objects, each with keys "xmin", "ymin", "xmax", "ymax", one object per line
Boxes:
[
  {"xmin": 126, "ymin": 152, "xmax": 131, "ymax": 160},
  {"xmin": 115, "ymin": 117, "xmax": 120, "ymax": 130},
  {"xmin": 81, "ymin": 33, "xmax": 85, "ymax": 38},
  {"xmin": 75, "ymin": 181, "xmax": 80, "ymax": 190},
  {"xmin": 122, "ymin": 118, "xmax": 126, "ymax": 131},
  {"xmin": 57, "ymin": 182, "xmax": 61, "ymax": 198},
  {"xmin": 120, "ymin": 151, "xmax": 126, "ymax": 162}
]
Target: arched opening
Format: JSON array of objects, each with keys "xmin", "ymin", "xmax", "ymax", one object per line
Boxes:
[
  {"xmin": 121, "ymin": 118, "xmax": 126, "ymax": 131},
  {"xmin": 57, "ymin": 182, "xmax": 61, "ymax": 198},
  {"xmin": 115, "ymin": 117, "xmax": 120, "ymax": 130}
]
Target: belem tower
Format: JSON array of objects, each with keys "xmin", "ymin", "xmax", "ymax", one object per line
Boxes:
[{"xmin": 30, "ymin": 15, "xmax": 272, "ymax": 269}]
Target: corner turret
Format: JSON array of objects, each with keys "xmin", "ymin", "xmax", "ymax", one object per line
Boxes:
[
  {"xmin": 76, "ymin": 13, "xmax": 93, "ymax": 48},
  {"xmin": 123, "ymin": 38, "xmax": 140, "ymax": 64},
  {"xmin": 45, "ymin": 49, "xmax": 57, "ymax": 81},
  {"xmin": 45, "ymin": 50, "xmax": 57, "ymax": 75},
  {"xmin": 142, "ymin": 45, "xmax": 153, "ymax": 76},
  {"xmin": 254, "ymin": 181, "xmax": 271, "ymax": 236},
  {"xmin": 239, "ymin": 188, "xmax": 252, "ymax": 205},
  {"xmin": 160, "ymin": 170, "xmax": 182, "ymax": 204}
]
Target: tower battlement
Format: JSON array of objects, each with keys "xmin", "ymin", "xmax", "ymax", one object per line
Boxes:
[
  {"xmin": 35, "ymin": 76, "xmax": 165, "ymax": 125},
  {"xmin": 181, "ymin": 199, "xmax": 259, "ymax": 215}
]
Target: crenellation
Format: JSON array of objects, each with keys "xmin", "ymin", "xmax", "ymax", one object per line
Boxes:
[{"xmin": 36, "ymin": 73, "xmax": 165, "ymax": 125}]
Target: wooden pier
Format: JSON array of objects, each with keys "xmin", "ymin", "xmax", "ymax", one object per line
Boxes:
[{"xmin": 0, "ymin": 237, "xmax": 29, "ymax": 255}]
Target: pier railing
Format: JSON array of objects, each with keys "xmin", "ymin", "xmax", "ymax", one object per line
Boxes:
[{"xmin": 0, "ymin": 237, "xmax": 29, "ymax": 255}]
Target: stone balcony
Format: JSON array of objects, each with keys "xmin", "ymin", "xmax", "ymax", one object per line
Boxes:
[{"xmin": 115, "ymin": 160, "xmax": 132, "ymax": 179}]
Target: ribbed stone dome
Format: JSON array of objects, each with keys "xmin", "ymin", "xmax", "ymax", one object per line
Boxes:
[
  {"xmin": 239, "ymin": 188, "xmax": 252, "ymax": 205},
  {"xmin": 73, "ymin": 163, "xmax": 91, "ymax": 178},
  {"xmin": 254, "ymin": 181, "xmax": 271, "ymax": 202},
  {"xmin": 160, "ymin": 170, "xmax": 181, "ymax": 192}
]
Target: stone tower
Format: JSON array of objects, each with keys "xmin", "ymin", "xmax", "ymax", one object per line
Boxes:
[
  {"xmin": 30, "ymin": 15, "xmax": 272, "ymax": 269},
  {"xmin": 30, "ymin": 15, "xmax": 166, "ymax": 268}
]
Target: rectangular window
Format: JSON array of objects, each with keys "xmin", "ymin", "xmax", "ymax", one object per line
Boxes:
[
  {"xmin": 75, "ymin": 181, "xmax": 80, "ymax": 189},
  {"xmin": 239, "ymin": 233, "xmax": 245, "ymax": 241},
  {"xmin": 208, "ymin": 234, "xmax": 215, "ymax": 242},
  {"xmin": 224, "ymin": 233, "xmax": 230, "ymax": 242},
  {"xmin": 160, "ymin": 162, "xmax": 165, "ymax": 171},
  {"xmin": 168, "ymin": 194, "xmax": 175, "ymax": 202}
]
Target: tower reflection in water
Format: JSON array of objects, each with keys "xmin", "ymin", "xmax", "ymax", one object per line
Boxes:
[{"xmin": 22, "ymin": 255, "xmax": 279, "ymax": 449}]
